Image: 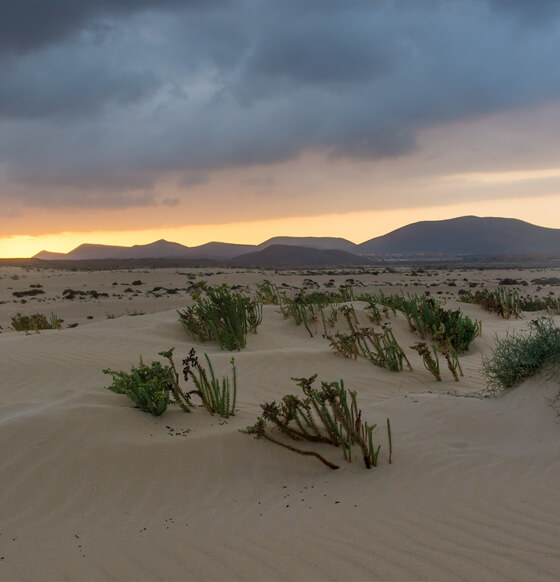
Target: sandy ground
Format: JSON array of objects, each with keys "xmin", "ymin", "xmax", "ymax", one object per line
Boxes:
[{"xmin": 1, "ymin": 265, "xmax": 560, "ymax": 581}]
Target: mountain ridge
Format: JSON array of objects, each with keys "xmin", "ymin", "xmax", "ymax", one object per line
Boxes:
[{"xmin": 32, "ymin": 216, "xmax": 560, "ymax": 262}]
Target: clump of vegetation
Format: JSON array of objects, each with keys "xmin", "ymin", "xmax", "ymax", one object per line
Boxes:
[
  {"xmin": 183, "ymin": 348, "xmax": 237, "ymax": 417},
  {"xmin": 63, "ymin": 288, "xmax": 109, "ymax": 300},
  {"xmin": 411, "ymin": 342, "xmax": 441, "ymax": 381},
  {"xmin": 329, "ymin": 326, "xmax": 412, "ymax": 372},
  {"xmin": 359, "ymin": 292, "xmax": 480, "ymax": 353},
  {"xmin": 517, "ymin": 294, "xmax": 560, "ymax": 314},
  {"xmin": 104, "ymin": 351, "xmax": 181, "ymax": 416},
  {"xmin": 10, "ymin": 312, "xmax": 62, "ymax": 331},
  {"xmin": 104, "ymin": 348, "xmax": 237, "ymax": 418},
  {"xmin": 482, "ymin": 318, "xmax": 560, "ymax": 392},
  {"xmin": 459, "ymin": 287, "xmax": 521, "ymax": 319},
  {"xmin": 438, "ymin": 342, "xmax": 464, "ymax": 381},
  {"xmin": 177, "ymin": 283, "xmax": 262, "ymax": 351},
  {"xmin": 279, "ymin": 286, "xmax": 355, "ymax": 338},
  {"xmin": 257, "ymin": 280, "xmax": 284, "ymax": 305},
  {"xmin": 12, "ymin": 289, "xmax": 45, "ymax": 298},
  {"xmin": 242, "ymin": 375, "xmax": 391, "ymax": 470}
]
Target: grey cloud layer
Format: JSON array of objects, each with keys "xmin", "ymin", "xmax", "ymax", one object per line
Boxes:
[{"xmin": 1, "ymin": 0, "xmax": 560, "ymax": 208}]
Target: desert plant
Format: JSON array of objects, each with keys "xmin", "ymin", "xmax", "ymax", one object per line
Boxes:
[
  {"xmin": 242, "ymin": 375, "xmax": 389, "ymax": 470},
  {"xmin": 279, "ymin": 293, "xmax": 319, "ymax": 337},
  {"xmin": 359, "ymin": 292, "xmax": 480, "ymax": 352},
  {"xmin": 182, "ymin": 348, "xmax": 237, "ymax": 417},
  {"xmin": 104, "ymin": 356, "xmax": 178, "ymax": 416},
  {"xmin": 178, "ymin": 284, "xmax": 262, "ymax": 350},
  {"xmin": 517, "ymin": 294, "xmax": 560, "ymax": 314},
  {"xmin": 104, "ymin": 348, "xmax": 237, "ymax": 417},
  {"xmin": 256, "ymin": 280, "xmax": 284, "ymax": 305},
  {"xmin": 459, "ymin": 287, "xmax": 522, "ymax": 319},
  {"xmin": 411, "ymin": 342, "xmax": 441, "ymax": 381},
  {"xmin": 157, "ymin": 348, "xmax": 193, "ymax": 413},
  {"xmin": 482, "ymin": 318, "xmax": 560, "ymax": 391},
  {"xmin": 438, "ymin": 342, "xmax": 463, "ymax": 381},
  {"xmin": 387, "ymin": 418, "xmax": 393, "ymax": 464},
  {"xmin": 328, "ymin": 326, "xmax": 412, "ymax": 372},
  {"xmin": 279, "ymin": 286, "xmax": 355, "ymax": 338},
  {"xmin": 10, "ymin": 312, "xmax": 62, "ymax": 331},
  {"xmin": 12, "ymin": 288, "xmax": 45, "ymax": 298}
]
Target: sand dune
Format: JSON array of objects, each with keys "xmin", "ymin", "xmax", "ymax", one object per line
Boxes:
[{"xmin": 1, "ymin": 266, "xmax": 560, "ymax": 581}]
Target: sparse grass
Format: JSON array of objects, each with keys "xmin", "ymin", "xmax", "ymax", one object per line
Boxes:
[
  {"xmin": 482, "ymin": 318, "xmax": 560, "ymax": 392},
  {"xmin": 10, "ymin": 312, "xmax": 62, "ymax": 331},
  {"xmin": 242, "ymin": 375, "xmax": 390, "ymax": 470},
  {"xmin": 177, "ymin": 283, "xmax": 262, "ymax": 351}
]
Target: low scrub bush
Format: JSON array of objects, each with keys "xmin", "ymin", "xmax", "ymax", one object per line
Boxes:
[
  {"xmin": 483, "ymin": 318, "xmax": 560, "ymax": 391},
  {"xmin": 242, "ymin": 375, "xmax": 391, "ymax": 470}
]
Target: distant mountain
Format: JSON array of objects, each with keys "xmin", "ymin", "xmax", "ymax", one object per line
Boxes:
[
  {"xmin": 189, "ymin": 241, "xmax": 256, "ymax": 260},
  {"xmin": 229, "ymin": 244, "xmax": 371, "ymax": 267},
  {"xmin": 35, "ymin": 239, "xmax": 190, "ymax": 260},
  {"xmin": 257, "ymin": 236, "xmax": 356, "ymax": 252},
  {"xmin": 33, "ymin": 236, "xmax": 355, "ymax": 261},
  {"xmin": 31, "ymin": 216, "xmax": 560, "ymax": 263},
  {"xmin": 359, "ymin": 216, "xmax": 560, "ymax": 255}
]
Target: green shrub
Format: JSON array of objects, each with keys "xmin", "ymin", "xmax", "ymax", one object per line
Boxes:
[
  {"xmin": 11, "ymin": 312, "xmax": 62, "ymax": 331},
  {"xmin": 483, "ymin": 318, "xmax": 560, "ymax": 391},
  {"xmin": 104, "ymin": 357, "xmax": 176, "ymax": 416},
  {"xmin": 178, "ymin": 284, "xmax": 262, "ymax": 351}
]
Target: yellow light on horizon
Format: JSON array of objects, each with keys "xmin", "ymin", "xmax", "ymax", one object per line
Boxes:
[{"xmin": 1, "ymin": 194, "xmax": 559, "ymax": 259}]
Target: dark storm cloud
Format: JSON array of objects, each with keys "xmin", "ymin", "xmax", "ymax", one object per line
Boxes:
[
  {"xmin": 0, "ymin": 53, "xmax": 158, "ymax": 119},
  {"xmin": 0, "ymin": 0, "xmax": 216, "ymax": 54},
  {"xmin": 1, "ymin": 0, "xmax": 560, "ymax": 208}
]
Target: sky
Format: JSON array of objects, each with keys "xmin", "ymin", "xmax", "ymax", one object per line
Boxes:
[{"xmin": 1, "ymin": 0, "xmax": 560, "ymax": 257}]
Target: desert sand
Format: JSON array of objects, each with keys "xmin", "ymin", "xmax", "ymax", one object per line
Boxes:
[{"xmin": 1, "ymin": 264, "xmax": 560, "ymax": 581}]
